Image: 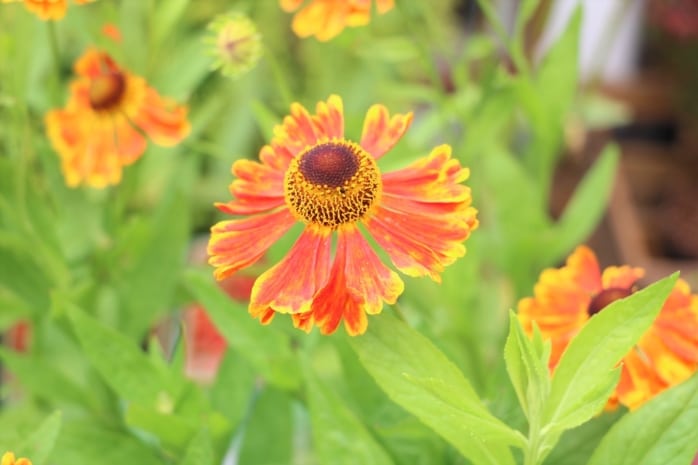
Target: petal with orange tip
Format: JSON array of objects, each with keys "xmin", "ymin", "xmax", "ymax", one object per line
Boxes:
[
  {"xmin": 249, "ymin": 226, "xmax": 332, "ymax": 316},
  {"xmin": 311, "ymin": 226, "xmax": 403, "ymax": 335},
  {"xmin": 208, "ymin": 209, "xmax": 296, "ymax": 281},
  {"xmin": 360, "ymin": 104, "xmax": 413, "ymax": 159}
]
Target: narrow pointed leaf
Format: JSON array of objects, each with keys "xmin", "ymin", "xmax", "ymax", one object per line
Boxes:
[
  {"xmin": 588, "ymin": 373, "xmax": 698, "ymax": 465},
  {"xmin": 351, "ymin": 312, "xmax": 523, "ymax": 465},
  {"xmin": 543, "ymin": 273, "xmax": 678, "ymax": 432}
]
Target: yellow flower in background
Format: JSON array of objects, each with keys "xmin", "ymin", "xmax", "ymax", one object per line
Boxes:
[
  {"xmin": 205, "ymin": 12, "xmax": 263, "ymax": 79},
  {"xmin": 518, "ymin": 245, "xmax": 698, "ymax": 410},
  {"xmin": 1, "ymin": 0, "xmax": 93, "ymax": 20},
  {"xmin": 280, "ymin": 0, "xmax": 394, "ymax": 41},
  {"xmin": 45, "ymin": 49, "xmax": 191, "ymax": 188},
  {"xmin": 1, "ymin": 452, "xmax": 32, "ymax": 465},
  {"xmin": 208, "ymin": 95, "xmax": 478, "ymax": 336}
]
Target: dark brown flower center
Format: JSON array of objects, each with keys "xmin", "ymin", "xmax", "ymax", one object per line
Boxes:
[
  {"xmin": 284, "ymin": 141, "xmax": 381, "ymax": 229},
  {"xmin": 588, "ymin": 287, "xmax": 634, "ymax": 316},
  {"xmin": 88, "ymin": 72, "xmax": 126, "ymax": 111}
]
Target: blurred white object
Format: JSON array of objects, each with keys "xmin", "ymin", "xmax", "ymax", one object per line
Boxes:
[{"xmin": 535, "ymin": 0, "xmax": 647, "ymax": 84}]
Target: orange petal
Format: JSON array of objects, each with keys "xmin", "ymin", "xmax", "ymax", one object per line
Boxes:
[
  {"xmin": 280, "ymin": 0, "xmax": 304, "ymax": 12},
  {"xmin": 310, "ymin": 226, "xmax": 403, "ymax": 335},
  {"xmin": 312, "ymin": 94, "xmax": 344, "ymax": 139},
  {"xmin": 132, "ymin": 88, "xmax": 191, "ymax": 147},
  {"xmin": 292, "ymin": 0, "xmax": 347, "ymax": 41},
  {"xmin": 359, "ymin": 104, "xmax": 413, "ymax": 159},
  {"xmin": 74, "ymin": 48, "xmax": 119, "ymax": 78},
  {"xmin": 249, "ymin": 226, "xmax": 332, "ymax": 316},
  {"xmin": 23, "ymin": 0, "xmax": 68, "ymax": 19},
  {"xmin": 273, "ymin": 102, "xmax": 322, "ymax": 157},
  {"xmin": 217, "ymin": 159, "xmax": 286, "ymax": 215},
  {"xmin": 382, "ymin": 145, "xmax": 469, "ymax": 199},
  {"xmin": 616, "ymin": 348, "xmax": 666, "ymax": 410},
  {"xmin": 375, "ymin": 0, "xmax": 395, "ymax": 14},
  {"xmin": 601, "ymin": 265, "xmax": 644, "ymax": 290},
  {"xmin": 365, "ymin": 204, "xmax": 473, "ymax": 282},
  {"xmin": 208, "ymin": 209, "xmax": 296, "ymax": 281},
  {"xmin": 565, "ymin": 246, "xmax": 604, "ymax": 295}
]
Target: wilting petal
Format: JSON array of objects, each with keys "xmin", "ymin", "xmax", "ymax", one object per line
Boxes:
[
  {"xmin": 250, "ymin": 226, "xmax": 331, "ymax": 316},
  {"xmin": 208, "ymin": 209, "xmax": 296, "ymax": 281},
  {"xmin": 360, "ymin": 104, "xmax": 413, "ymax": 159},
  {"xmin": 310, "ymin": 225, "xmax": 403, "ymax": 335}
]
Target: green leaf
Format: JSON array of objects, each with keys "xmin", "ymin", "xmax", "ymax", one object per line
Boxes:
[
  {"xmin": 51, "ymin": 421, "xmax": 166, "ymax": 465},
  {"xmin": 0, "ymin": 348, "xmax": 92, "ymax": 409},
  {"xmin": 238, "ymin": 387, "xmax": 292, "ymax": 465},
  {"xmin": 183, "ymin": 269, "xmax": 300, "ymax": 390},
  {"xmin": 503, "ymin": 312, "xmax": 551, "ymax": 420},
  {"xmin": 302, "ymin": 359, "xmax": 394, "ymax": 465},
  {"xmin": 209, "ymin": 348, "xmax": 256, "ymax": 432},
  {"xmin": 543, "ymin": 410, "xmax": 622, "ymax": 465},
  {"xmin": 543, "ymin": 273, "xmax": 678, "ymax": 432},
  {"xmin": 543, "ymin": 145, "xmax": 619, "ymax": 263},
  {"xmin": 588, "ymin": 373, "xmax": 698, "ymax": 465},
  {"xmin": 115, "ymin": 187, "xmax": 190, "ymax": 338},
  {"xmin": 179, "ymin": 428, "xmax": 215, "ymax": 465},
  {"xmin": 152, "ymin": 0, "xmax": 190, "ymax": 47},
  {"xmin": 125, "ymin": 404, "xmax": 229, "ymax": 453},
  {"xmin": 351, "ymin": 312, "xmax": 524, "ymax": 465},
  {"xmin": 17, "ymin": 411, "xmax": 62, "ymax": 465},
  {"xmin": 66, "ymin": 304, "xmax": 173, "ymax": 406}
]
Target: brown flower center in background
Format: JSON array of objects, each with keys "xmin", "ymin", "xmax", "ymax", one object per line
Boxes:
[
  {"xmin": 88, "ymin": 72, "xmax": 126, "ymax": 111},
  {"xmin": 588, "ymin": 287, "xmax": 634, "ymax": 316}
]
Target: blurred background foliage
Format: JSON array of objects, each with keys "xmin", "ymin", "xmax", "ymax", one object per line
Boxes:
[{"xmin": 1, "ymin": 0, "xmax": 677, "ymax": 464}]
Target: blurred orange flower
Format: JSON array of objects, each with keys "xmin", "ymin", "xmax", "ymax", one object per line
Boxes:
[
  {"xmin": 518, "ymin": 245, "xmax": 698, "ymax": 410},
  {"xmin": 208, "ymin": 95, "xmax": 478, "ymax": 336},
  {"xmin": 1, "ymin": 452, "xmax": 32, "ymax": 465},
  {"xmin": 45, "ymin": 49, "xmax": 190, "ymax": 187},
  {"xmin": 1, "ymin": 0, "xmax": 93, "ymax": 20},
  {"xmin": 280, "ymin": 0, "xmax": 394, "ymax": 41}
]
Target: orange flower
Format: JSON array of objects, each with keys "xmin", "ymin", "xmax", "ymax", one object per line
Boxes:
[
  {"xmin": 45, "ymin": 49, "xmax": 190, "ymax": 187},
  {"xmin": 280, "ymin": 0, "xmax": 394, "ymax": 41},
  {"xmin": 208, "ymin": 95, "xmax": 478, "ymax": 336},
  {"xmin": 1, "ymin": 452, "xmax": 32, "ymax": 465},
  {"xmin": 1, "ymin": 0, "xmax": 93, "ymax": 20},
  {"xmin": 518, "ymin": 245, "xmax": 698, "ymax": 410}
]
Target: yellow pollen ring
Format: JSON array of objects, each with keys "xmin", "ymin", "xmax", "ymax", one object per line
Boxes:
[{"xmin": 284, "ymin": 140, "xmax": 382, "ymax": 229}]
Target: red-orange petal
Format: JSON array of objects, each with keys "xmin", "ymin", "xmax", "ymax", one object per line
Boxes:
[
  {"xmin": 310, "ymin": 225, "xmax": 404, "ymax": 335},
  {"xmin": 312, "ymin": 94, "xmax": 344, "ymax": 139},
  {"xmin": 365, "ymin": 205, "xmax": 473, "ymax": 283},
  {"xmin": 249, "ymin": 226, "xmax": 332, "ymax": 316},
  {"xmin": 217, "ymin": 159, "xmax": 286, "ymax": 215},
  {"xmin": 208, "ymin": 209, "xmax": 296, "ymax": 281},
  {"xmin": 360, "ymin": 104, "xmax": 413, "ymax": 159}
]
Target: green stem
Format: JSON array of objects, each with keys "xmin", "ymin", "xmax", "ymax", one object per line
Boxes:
[
  {"xmin": 391, "ymin": 301, "xmax": 408, "ymax": 323},
  {"xmin": 474, "ymin": 0, "xmax": 530, "ymax": 75},
  {"xmin": 263, "ymin": 44, "xmax": 293, "ymax": 108},
  {"xmin": 523, "ymin": 419, "xmax": 544, "ymax": 465}
]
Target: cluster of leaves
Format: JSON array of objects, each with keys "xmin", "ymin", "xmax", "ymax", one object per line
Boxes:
[{"xmin": 1, "ymin": 1, "xmax": 696, "ymax": 465}]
